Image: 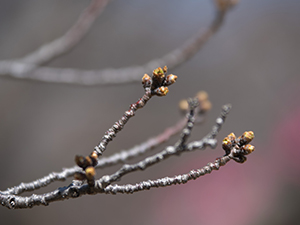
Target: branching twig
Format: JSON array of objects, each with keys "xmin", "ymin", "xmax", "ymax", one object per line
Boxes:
[
  {"xmin": 0, "ymin": 1, "xmax": 236, "ymax": 85},
  {"xmin": 0, "ymin": 91, "xmax": 210, "ymax": 196},
  {"xmin": 73, "ymin": 67, "xmax": 177, "ymax": 186},
  {"xmin": 0, "ymin": 1, "xmax": 255, "ymax": 211},
  {"xmin": 0, "ymin": 101, "xmax": 254, "ymax": 209}
]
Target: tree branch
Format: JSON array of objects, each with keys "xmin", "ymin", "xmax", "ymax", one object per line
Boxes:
[
  {"xmin": 19, "ymin": 0, "xmax": 110, "ymax": 65},
  {"xmin": 0, "ymin": 1, "xmax": 235, "ymax": 85},
  {"xmin": 0, "ymin": 102, "xmax": 249, "ymax": 210},
  {"xmin": 1, "ymin": 91, "xmax": 210, "ymax": 196}
]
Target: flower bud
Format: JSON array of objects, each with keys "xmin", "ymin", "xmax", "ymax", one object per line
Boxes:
[
  {"xmin": 164, "ymin": 74, "xmax": 177, "ymax": 86},
  {"xmin": 196, "ymin": 91, "xmax": 209, "ymax": 102},
  {"xmin": 142, "ymin": 74, "xmax": 151, "ymax": 87},
  {"xmin": 239, "ymin": 131, "xmax": 254, "ymax": 145},
  {"xmin": 153, "ymin": 67, "xmax": 165, "ymax": 77},
  {"xmin": 163, "ymin": 66, "xmax": 168, "ymax": 73},
  {"xmin": 85, "ymin": 166, "xmax": 96, "ymax": 181},
  {"xmin": 75, "ymin": 155, "xmax": 87, "ymax": 168},
  {"xmin": 179, "ymin": 99, "xmax": 189, "ymax": 112},
  {"xmin": 241, "ymin": 144, "xmax": 255, "ymax": 155},
  {"xmin": 154, "ymin": 86, "xmax": 169, "ymax": 96}
]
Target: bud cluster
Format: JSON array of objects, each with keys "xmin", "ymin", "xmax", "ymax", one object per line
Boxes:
[
  {"xmin": 179, "ymin": 90, "xmax": 212, "ymax": 115},
  {"xmin": 142, "ymin": 66, "xmax": 177, "ymax": 97},
  {"xmin": 222, "ymin": 131, "xmax": 255, "ymax": 163}
]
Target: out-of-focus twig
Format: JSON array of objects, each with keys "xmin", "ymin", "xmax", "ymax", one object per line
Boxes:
[
  {"xmin": 20, "ymin": 0, "xmax": 110, "ymax": 65},
  {"xmin": 0, "ymin": 1, "xmax": 236, "ymax": 85}
]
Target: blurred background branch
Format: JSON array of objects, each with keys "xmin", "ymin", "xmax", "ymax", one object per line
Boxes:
[{"xmin": 0, "ymin": 0, "xmax": 235, "ymax": 85}]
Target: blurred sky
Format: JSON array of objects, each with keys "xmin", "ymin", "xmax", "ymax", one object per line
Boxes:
[{"xmin": 0, "ymin": 0, "xmax": 300, "ymax": 225}]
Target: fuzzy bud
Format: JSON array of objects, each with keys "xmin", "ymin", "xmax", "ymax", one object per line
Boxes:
[
  {"xmin": 153, "ymin": 67, "xmax": 165, "ymax": 77},
  {"xmin": 163, "ymin": 66, "xmax": 168, "ymax": 73},
  {"xmin": 241, "ymin": 144, "xmax": 255, "ymax": 155},
  {"xmin": 222, "ymin": 137, "xmax": 232, "ymax": 152},
  {"xmin": 222, "ymin": 133, "xmax": 236, "ymax": 153},
  {"xmin": 200, "ymin": 100, "xmax": 212, "ymax": 112},
  {"xmin": 85, "ymin": 166, "xmax": 96, "ymax": 181},
  {"xmin": 154, "ymin": 86, "xmax": 169, "ymax": 96},
  {"xmin": 238, "ymin": 131, "xmax": 254, "ymax": 146},
  {"xmin": 142, "ymin": 74, "xmax": 151, "ymax": 87},
  {"xmin": 196, "ymin": 91, "xmax": 209, "ymax": 102},
  {"xmin": 75, "ymin": 155, "xmax": 87, "ymax": 168},
  {"xmin": 164, "ymin": 74, "xmax": 177, "ymax": 86},
  {"xmin": 179, "ymin": 99, "xmax": 189, "ymax": 112}
]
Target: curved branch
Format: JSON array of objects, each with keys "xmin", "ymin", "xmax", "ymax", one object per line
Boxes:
[
  {"xmin": 0, "ymin": 4, "xmax": 231, "ymax": 85},
  {"xmin": 19, "ymin": 0, "xmax": 110, "ymax": 65}
]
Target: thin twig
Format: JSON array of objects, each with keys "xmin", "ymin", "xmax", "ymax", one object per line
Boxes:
[
  {"xmin": 19, "ymin": 0, "xmax": 110, "ymax": 65},
  {"xmin": 0, "ymin": 94, "xmax": 212, "ymax": 196},
  {"xmin": 0, "ymin": 3, "xmax": 231, "ymax": 85},
  {"xmin": 100, "ymin": 99, "xmax": 199, "ymax": 185},
  {"xmin": 0, "ymin": 114, "xmax": 185, "ymax": 196},
  {"xmin": 0, "ymin": 104, "xmax": 235, "ymax": 209}
]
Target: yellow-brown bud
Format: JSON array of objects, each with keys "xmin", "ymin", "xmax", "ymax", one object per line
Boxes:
[
  {"xmin": 85, "ymin": 166, "xmax": 96, "ymax": 180},
  {"xmin": 91, "ymin": 151, "xmax": 98, "ymax": 160},
  {"xmin": 200, "ymin": 100, "xmax": 212, "ymax": 112},
  {"xmin": 165, "ymin": 74, "xmax": 178, "ymax": 86},
  {"xmin": 239, "ymin": 131, "xmax": 254, "ymax": 145},
  {"xmin": 241, "ymin": 144, "xmax": 255, "ymax": 155},
  {"xmin": 179, "ymin": 99, "xmax": 189, "ymax": 112},
  {"xmin": 75, "ymin": 155, "xmax": 86, "ymax": 168},
  {"xmin": 154, "ymin": 86, "xmax": 169, "ymax": 96},
  {"xmin": 196, "ymin": 91, "xmax": 209, "ymax": 102},
  {"xmin": 153, "ymin": 67, "xmax": 165, "ymax": 78},
  {"xmin": 227, "ymin": 132, "xmax": 236, "ymax": 141},
  {"xmin": 222, "ymin": 137, "xmax": 232, "ymax": 151},
  {"xmin": 163, "ymin": 66, "xmax": 168, "ymax": 73},
  {"xmin": 142, "ymin": 74, "xmax": 151, "ymax": 87}
]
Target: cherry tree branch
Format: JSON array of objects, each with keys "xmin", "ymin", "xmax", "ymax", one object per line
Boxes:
[
  {"xmin": 0, "ymin": 1, "xmax": 236, "ymax": 85},
  {"xmin": 1, "ymin": 91, "xmax": 210, "ymax": 196},
  {"xmin": 0, "ymin": 103, "xmax": 255, "ymax": 209},
  {"xmin": 20, "ymin": 0, "xmax": 110, "ymax": 65}
]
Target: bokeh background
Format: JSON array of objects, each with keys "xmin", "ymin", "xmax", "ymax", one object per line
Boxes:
[{"xmin": 0, "ymin": 0, "xmax": 300, "ymax": 224}]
